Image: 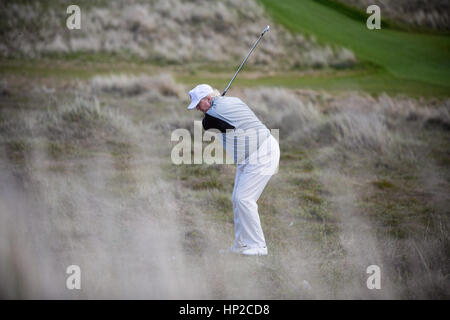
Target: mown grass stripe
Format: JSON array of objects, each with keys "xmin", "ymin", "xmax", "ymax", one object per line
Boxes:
[{"xmin": 259, "ymin": 0, "xmax": 450, "ymax": 88}]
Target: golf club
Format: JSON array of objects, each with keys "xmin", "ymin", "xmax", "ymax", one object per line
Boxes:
[{"xmin": 222, "ymin": 25, "xmax": 270, "ymax": 96}]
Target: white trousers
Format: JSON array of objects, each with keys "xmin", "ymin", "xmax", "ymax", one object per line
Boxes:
[{"xmin": 231, "ymin": 135, "xmax": 280, "ymax": 249}]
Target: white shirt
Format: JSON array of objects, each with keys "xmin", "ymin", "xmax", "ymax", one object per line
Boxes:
[{"xmin": 206, "ymin": 96, "xmax": 271, "ymax": 163}]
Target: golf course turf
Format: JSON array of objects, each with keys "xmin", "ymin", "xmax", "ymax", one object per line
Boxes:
[{"xmin": 258, "ymin": 0, "xmax": 450, "ymax": 94}]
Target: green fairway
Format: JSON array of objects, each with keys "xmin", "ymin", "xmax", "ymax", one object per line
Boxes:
[
  {"xmin": 2, "ymin": 58, "xmax": 448, "ymax": 98},
  {"xmin": 177, "ymin": 68, "xmax": 450, "ymax": 98},
  {"xmin": 259, "ymin": 0, "xmax": 450, "ymax": 88}
]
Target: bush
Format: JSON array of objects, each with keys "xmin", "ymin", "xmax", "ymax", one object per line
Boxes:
[
  {"xmin": 0, "ymin": 0, "xmax": 356, "ymax": 69},
  {"xmin": 90, "ymin": 73, "xmax": 184, "ymax": 99}
]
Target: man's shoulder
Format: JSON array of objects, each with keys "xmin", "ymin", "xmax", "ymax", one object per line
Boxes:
[{"xmin": 213, "ymin": 96, "xmax": 245, "ymax": 107}]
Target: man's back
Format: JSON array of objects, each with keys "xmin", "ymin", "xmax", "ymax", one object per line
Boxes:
[
  {"xmin": 206, "ymin": 96, "xmax": 268, "ymax": 133},
  {"xmin": 205, "ymin": 96, "xmax": 270, "ymax": 164}
]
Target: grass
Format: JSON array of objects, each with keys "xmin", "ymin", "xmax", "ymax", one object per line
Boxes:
[
  {"xmin": 258, "ymin": 0, "xmax": 450, "ymax": 90},
  {"xmin": 178, "ymin": 65, "xmax": 450, "ymax": 98},
  {"xmin": 0, "ymin": 0, "xmax": 448, "ymax": 296},
  {"xmin": 1, "ymin": 0, "xmax": 449, "ymax": 99},
  {"xmin": 1, "ymin": 73, "xmax": 449, "ymax": 298},
  {"xmin": 314, "ymin": 0, "xmax": 450, "ymax": 35},
  {"xmin": 372, "ymin": 179, "xmax": 396, "ymax": 190},
  {"xmin": 2, "ymin": 58, "xmax": 449, "ymax": 99},
  {"xmin": 0, "ymin": 58, "xmax": 158, "ymax": 80},
  {"xmin": 4, "ymin": 139, "xmax": 28, "ymax": 164}
]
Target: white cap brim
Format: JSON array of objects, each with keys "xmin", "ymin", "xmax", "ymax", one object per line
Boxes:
[{"xmin": 187, "ymin": 98, "xmax": 200, "ymax": 110}]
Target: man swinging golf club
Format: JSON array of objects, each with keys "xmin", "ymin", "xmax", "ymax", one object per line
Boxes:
[{"xmin": 186, "ymin": 26, "xmax": 279, "ymax": 256}]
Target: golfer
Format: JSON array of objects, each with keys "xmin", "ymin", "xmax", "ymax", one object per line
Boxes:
[{"xmin": 187, "ymin": 84, "xmax": 280, "ymax": 256}]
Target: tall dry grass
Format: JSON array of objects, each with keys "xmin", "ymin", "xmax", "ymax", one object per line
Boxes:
[
  {"xmin": 0, "ymin": 0, "xmax": 356, "ymax": 69},
  {"xmin": 90, "ymin": 73, "xmax": 184, "ymax": 100},
  {"xmin": 1, "ymin": 74, "xmax": 449, "ymax": 298},
  {"xmin": 239, "ymin": 87, "xmax": 450, "ymax": 298},
  {"xmin": 0, "ymin": 81, "xmax": 204, "ymax": 298},
  {"xmin": 338, "ymin": 0, "xmax": 450, "ymax": 31}
]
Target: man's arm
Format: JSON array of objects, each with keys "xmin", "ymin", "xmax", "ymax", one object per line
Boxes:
[{"xmin": 202, "ymin": 114, "xmax": 235, "ymax": 133}]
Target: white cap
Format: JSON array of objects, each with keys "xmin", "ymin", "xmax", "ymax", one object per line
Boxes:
[{"xmin": 187, "ymin": 84, "xmax": 213, "ymax": 110}]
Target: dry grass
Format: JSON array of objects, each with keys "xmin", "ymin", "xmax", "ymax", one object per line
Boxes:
[
  {"xmin": 338, "ymin": 0, "xmax": 450, "ymax": 31},
  {"xmin": 90, "ymin": 73, "xmax": 185, "ymax": 100},
  {"xmin": 0, "ymin": 0, "xmax": 356, "ymax": 69},
  {"xmin": 0, "ymin": 74, "xmax": 449, "ymax": 299}
]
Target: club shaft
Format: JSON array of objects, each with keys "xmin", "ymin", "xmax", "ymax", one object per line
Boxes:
[{"xmin": 222, "ymin": 28, "xmax": 268, "ymax": 96}]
